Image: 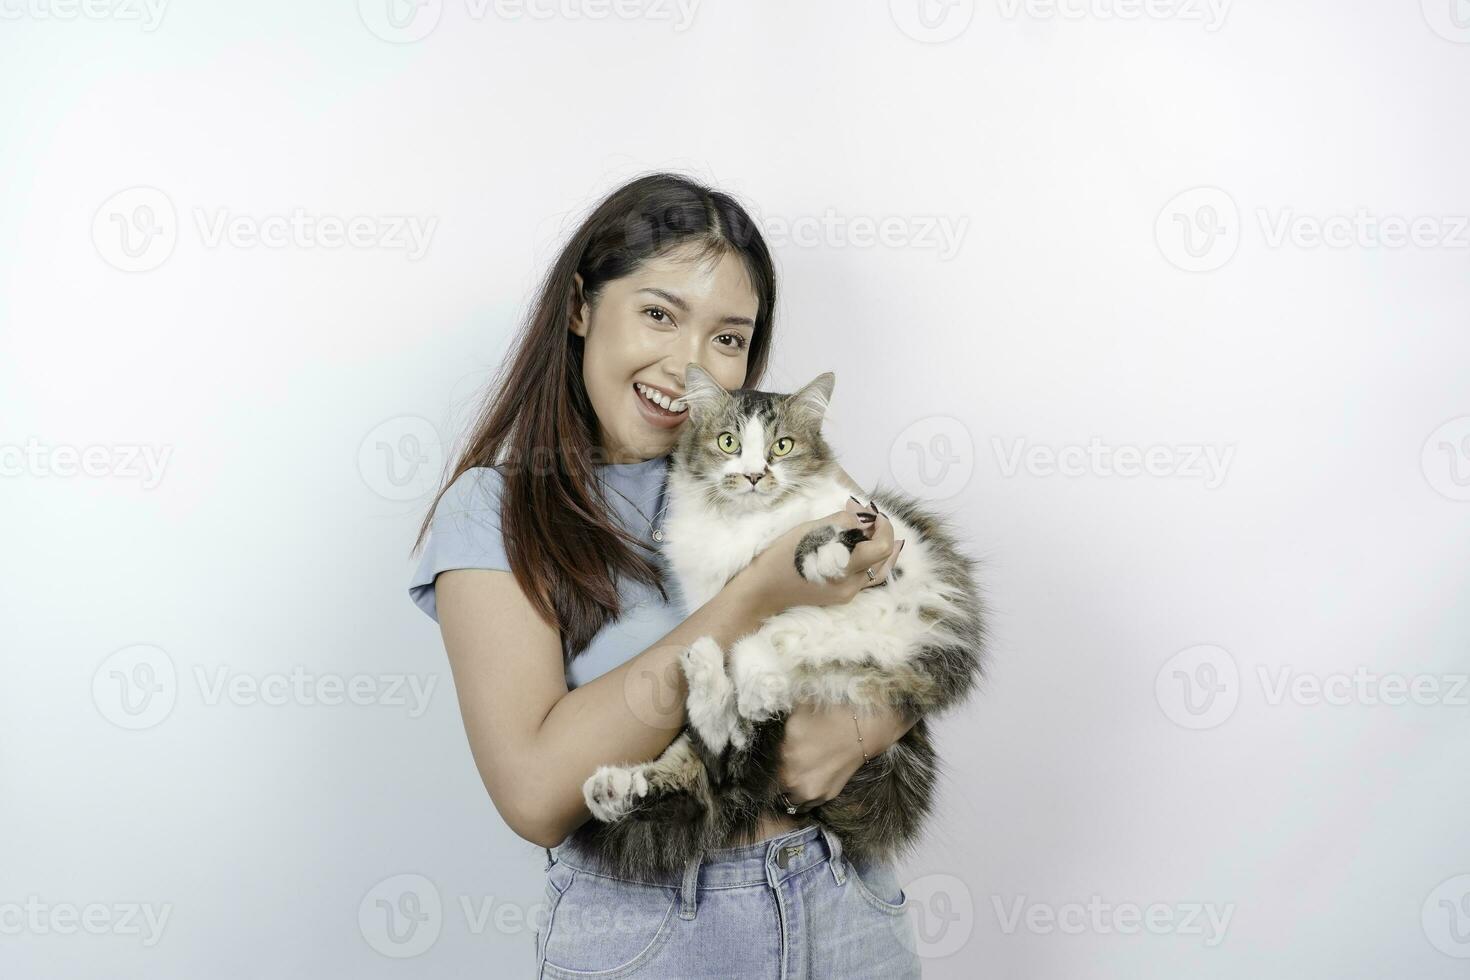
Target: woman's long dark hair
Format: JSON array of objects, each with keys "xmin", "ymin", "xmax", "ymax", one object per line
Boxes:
[{"xmin": 411, "ymin": 172, "xmax": 778, "ymax": 667}]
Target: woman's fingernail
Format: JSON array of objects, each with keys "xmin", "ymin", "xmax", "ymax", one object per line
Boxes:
[{"xmin": 857, "ymin": 511, "xmax": 876, "ymax": 523}]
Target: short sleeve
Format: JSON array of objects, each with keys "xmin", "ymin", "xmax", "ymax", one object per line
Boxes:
[{"xmin": 408, "ymin": 467, "xmax": 510, "ymax": 623}]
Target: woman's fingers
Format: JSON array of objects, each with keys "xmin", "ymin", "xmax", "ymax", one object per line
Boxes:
[
  {"xmin": 779, "ymin": 786, "xmax": 823, "ymax": 814},
  {"xmin": 850, "ymin": 511, "xmax": 896, "ymax": 585},
  {"xmin": 880, "ymin": 539, "xmax": 906, "ymax": 580}
]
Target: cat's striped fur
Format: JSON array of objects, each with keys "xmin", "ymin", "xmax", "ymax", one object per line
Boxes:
[{"xmin": 571, "ymin": 365, "xmax": 987, "ymax": 880}]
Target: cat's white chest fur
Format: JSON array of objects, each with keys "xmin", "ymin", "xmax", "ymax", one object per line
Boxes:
[{"xmin": 658, "ymin": 470, "xmax": 854, "ymax": 613}]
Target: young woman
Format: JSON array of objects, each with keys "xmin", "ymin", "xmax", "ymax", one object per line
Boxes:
[{"xmin": 408, "ymin": 173, "xmax": 922, "ymax": 978}]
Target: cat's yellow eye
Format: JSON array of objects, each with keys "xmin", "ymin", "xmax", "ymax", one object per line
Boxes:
[
  {"xmin": 717, "ymin": 432, "xmax": 740, "ymax": 454},
  {"xmin": 771, "ymin": 437, "xmax": 795, "ymax": 457}
]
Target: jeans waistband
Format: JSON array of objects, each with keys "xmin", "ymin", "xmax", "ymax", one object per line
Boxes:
[{"xmin": 547, "ymin": 822, "xmax": 849, "ymax": 919}]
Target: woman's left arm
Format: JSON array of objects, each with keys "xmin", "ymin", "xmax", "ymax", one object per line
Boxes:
[
  {"xmin": 851, "ymin": 701, "xmax": 919, "ymax": 754},
  {"xmin": 777, "ymin": 465, "xmax": 920, "ymax": 808},
  {"xmin": 777, "ymin": 700, "xmax": 920, "ymax": 810}
]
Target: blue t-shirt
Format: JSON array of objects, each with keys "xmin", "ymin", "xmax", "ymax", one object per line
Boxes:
[{"xmin": 407, "ymin": 453, "xmax": 689, "ymax": 690}]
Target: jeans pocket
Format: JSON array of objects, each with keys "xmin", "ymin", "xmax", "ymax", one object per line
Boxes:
[
  {"xmin": 540, "ymin": 868, "xmax": 678, "ymax": 978},
  {"xmin": 848, "ymin": 856, "xmax": 910, "ymax": 916},
  {"xmin": 546, "ymin": 860, "xmax": 576, "ymax": 898},
  {"xmin": 536, "ymin": 860, "xmax": 576, "ymax": 963}
]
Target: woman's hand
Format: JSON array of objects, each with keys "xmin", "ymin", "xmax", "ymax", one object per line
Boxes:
[
  {"xmin": 774, "ymin": 701, "xmax": 920, "ymax": 814},
  {"xmin": 729, "ymin": 502, "xmax": 902, "ymax": 620}
]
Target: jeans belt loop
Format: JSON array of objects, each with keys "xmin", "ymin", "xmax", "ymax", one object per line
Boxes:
[
  {"xmin": 679, "ymin": 852, "xmax": 702, "ymax": 920},
  {"xmin": 820, "ymin": 825, "xmax": 847, "ymax": 885}
]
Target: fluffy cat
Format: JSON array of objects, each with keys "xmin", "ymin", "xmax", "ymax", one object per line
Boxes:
[{"xmin": 571, "ymin": 365, "xmax": 987, "ymax": 880}]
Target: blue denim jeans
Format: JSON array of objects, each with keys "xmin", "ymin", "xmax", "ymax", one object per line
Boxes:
[{"xmin": 535, "ymin": 822, "xmax": 922, "ymax": 978}]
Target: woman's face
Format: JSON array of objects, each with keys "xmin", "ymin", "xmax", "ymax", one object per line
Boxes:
[{"xmin": 570, "ymin": 245, "xmax": 758, "ymax": 464}]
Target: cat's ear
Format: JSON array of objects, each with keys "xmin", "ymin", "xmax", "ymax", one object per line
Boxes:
[
  {"xmin": 786, "ymin": 372, "xmax": 835, "ymax": 424},
  {"xmin": 681, "ymin": 363, "xmax": 728, "ymax": 420}
]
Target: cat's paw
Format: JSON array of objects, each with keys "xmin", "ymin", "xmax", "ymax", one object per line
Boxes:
[
  {"xmin": 728, "ymin": 719, "xmax": 751, "ymax": 751},
  {"xmin": 797, "ymin": 533, "xmax": 854, "ymax": 584},
  {"xmin": 795, "ymin": 511, "xmax": 877, "ymax": 584},
  {"xmin": 583, "ymin": 765, "xmax": 649, "ymax": 823},
  {"xmin": 735, "ymin": 668, "xmax": 793, "ymax": 722},
  {"xmin": 681, "ymin": 639, "xmax": 739, "ymax": 753},
  {"xmin": 679, "ymin": 637, "xmax": 727, "ymax": 697}
]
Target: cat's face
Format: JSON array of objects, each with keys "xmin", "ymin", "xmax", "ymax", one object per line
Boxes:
[{"xmin": 673, "ymin": 364, "xmax": 836, "ymax": 509}]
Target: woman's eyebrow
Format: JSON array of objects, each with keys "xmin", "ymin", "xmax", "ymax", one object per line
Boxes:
[{"xmin": 637, "ymin": 287, "xmax": 755, "ymax": 327}]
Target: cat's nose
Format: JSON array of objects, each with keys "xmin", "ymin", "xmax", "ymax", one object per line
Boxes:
[{"xmin": 744, "ymin": 473, "xmax": 762, "ymax": 486}]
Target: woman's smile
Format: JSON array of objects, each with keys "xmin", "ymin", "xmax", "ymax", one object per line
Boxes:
[{"xmin": 632, "ymin": 380, "xmax": 689, "ymax": 429}]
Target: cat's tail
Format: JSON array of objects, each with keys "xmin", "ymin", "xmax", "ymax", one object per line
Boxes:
[
  {"xmin": 568, "ymin": 775, "xmax": 714, "ymax": 881},
  {"xmin": 817, "ymin": 718, "xmax": 941, "ymax": 867}
]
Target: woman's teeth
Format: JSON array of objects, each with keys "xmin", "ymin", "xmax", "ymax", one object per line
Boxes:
[{"xmin": 635, "ymin": 382, "xmax": 687, "ymax": 414}]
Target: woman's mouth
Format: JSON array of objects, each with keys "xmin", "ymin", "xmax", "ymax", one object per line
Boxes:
[{"xmin": 633, "ymin": 381, "xmax": 688, "ymax": 429}]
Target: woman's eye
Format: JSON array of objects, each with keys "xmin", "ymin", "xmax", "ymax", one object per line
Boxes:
[
  {"xmin": 716, "ymin": 333, "xmax": 749, "ymax": 351},
  {"xmin": 643, "ymin": 306, "xmax": 673, "ymax": 325}
]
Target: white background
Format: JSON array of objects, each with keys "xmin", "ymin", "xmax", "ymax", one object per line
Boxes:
[{"xmin": 3, "ymin": 1, "xmax": 1469, "ymax": 977}]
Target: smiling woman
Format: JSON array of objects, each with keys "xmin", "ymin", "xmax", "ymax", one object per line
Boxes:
[
  {"xmin": 406, "ymin": 173, "xmax": 916, "ymax": 978},
  {"xmin": 568, "ymin": 247, "xmax": 758, "ymax": 457}
]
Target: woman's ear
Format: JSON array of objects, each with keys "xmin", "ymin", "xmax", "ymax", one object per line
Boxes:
[{"xmin": 568, "ymin": 272, "xmax": 589, "ymax": 338}]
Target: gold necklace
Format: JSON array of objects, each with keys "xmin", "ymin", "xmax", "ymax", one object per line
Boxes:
[{"xmin": 597, "ymin": 468, "xmax": 673, "ymax": 542}]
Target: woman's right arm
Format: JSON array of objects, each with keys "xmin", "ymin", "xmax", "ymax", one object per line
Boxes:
[{"xmin": 433, "ymin": 508, "xmax": 896, "ymax": 849}]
